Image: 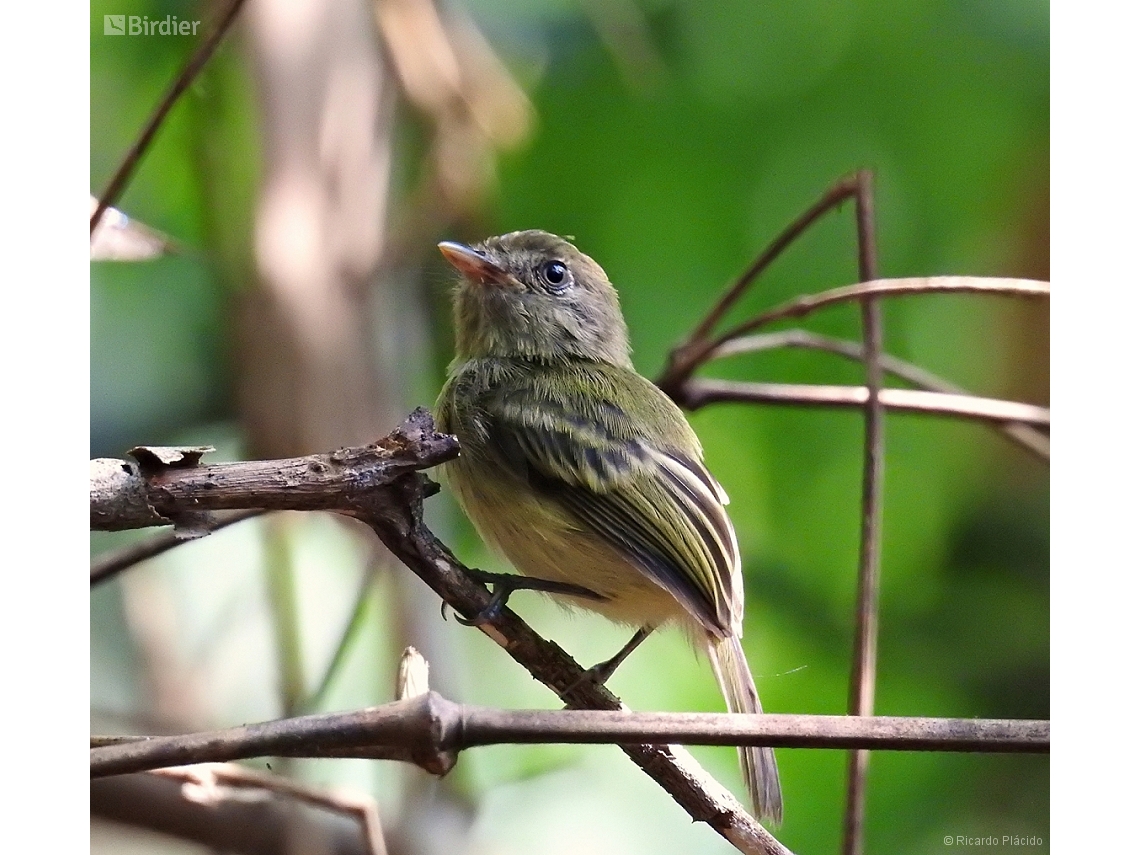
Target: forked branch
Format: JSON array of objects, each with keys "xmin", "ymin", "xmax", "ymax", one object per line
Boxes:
[
  {"xmin": 654, "ymin": 173, "xmax": 1049, "ymax": 855},
  {"xmin": 90, "ymin": 410, "xmax": 791, "ymax": 855}
]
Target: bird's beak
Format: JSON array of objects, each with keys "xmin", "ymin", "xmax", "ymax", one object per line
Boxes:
[{"xmin": 438, "ymin": 241, "xmax": 518, "ymax": 288}]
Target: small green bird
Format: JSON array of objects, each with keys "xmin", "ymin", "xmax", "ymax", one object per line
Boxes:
[{"xmin": 434, "ymin": 229, "xmax": 782, "ymax": 823}]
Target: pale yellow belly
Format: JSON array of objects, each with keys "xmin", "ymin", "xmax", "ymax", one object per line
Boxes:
[{"xmin": 446, "ymin": 458, "xmax": 688, "ymax": 631}]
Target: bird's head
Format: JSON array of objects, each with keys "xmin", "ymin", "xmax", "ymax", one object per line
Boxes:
[{"xmin": 439, "ymin": 230, "xmax": 632, "ymax": 367}]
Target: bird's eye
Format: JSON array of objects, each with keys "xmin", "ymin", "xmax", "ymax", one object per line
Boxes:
[{"xmin": 539, "ymin": 260, "xmax": 570, "ymax": 292}]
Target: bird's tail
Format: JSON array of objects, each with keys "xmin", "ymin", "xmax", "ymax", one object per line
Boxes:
[{"xmin": 708, "ymin": 634, "xmax": 783, "ymax": 824}]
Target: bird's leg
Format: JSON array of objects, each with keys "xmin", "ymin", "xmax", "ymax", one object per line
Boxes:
[
  {"xmin": 560, "ymin": 626, "xmax": 656, "ymax": 699},
  {"xmin": 590, "ymin": 625, "xmax": 655, "ymax": 683},
  {"xmin": 456, "ymin": 568, "xmax": 605, "ymax": 626}
]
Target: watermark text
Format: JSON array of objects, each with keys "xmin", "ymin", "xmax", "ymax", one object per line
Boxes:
[
  {"xmin": 104, "ymin": 15, "xmax": 200, "ymax": 36},
  {"xmin": 943, "ymin": 835, "xmax": 1044, "ymax": 847}
]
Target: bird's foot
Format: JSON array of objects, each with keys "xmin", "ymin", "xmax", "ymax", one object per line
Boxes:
[{"xmin": 456, "ymin": 569, "xmax": 605, "ymax": 626}]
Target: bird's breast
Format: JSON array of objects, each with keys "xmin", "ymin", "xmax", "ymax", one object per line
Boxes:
[{"xmin": 444, "ymin": 453, "xmax": 688, "ymax": 629}]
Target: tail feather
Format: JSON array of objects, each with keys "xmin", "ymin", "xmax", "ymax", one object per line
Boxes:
[{"xmin": 708, "ymin": 634, "xmax": 783, "ymax": 824}]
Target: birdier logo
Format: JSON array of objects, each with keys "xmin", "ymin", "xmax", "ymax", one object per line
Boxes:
[{"xmin": 104, "ymin": 15, "xmax": 201, "ymax": 36}]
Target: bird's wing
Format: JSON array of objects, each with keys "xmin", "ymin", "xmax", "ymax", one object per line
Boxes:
[{"xmin": 485, "ymin": 369, "xmax": 742, "ymax": 636}]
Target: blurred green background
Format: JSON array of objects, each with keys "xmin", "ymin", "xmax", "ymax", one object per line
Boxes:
[{"xmin": 91, "ymin": 1, "xmax": 1048, "ymax": 853}]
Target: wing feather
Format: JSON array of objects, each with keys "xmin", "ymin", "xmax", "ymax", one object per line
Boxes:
[{"xmin": 480, "ymin": 365, "xmax": 742, "ymax": 635}]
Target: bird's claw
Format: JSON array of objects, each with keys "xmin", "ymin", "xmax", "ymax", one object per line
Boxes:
[{"xmin": 456, "ymin": 583, "xmax": 508, "ymax": 626}]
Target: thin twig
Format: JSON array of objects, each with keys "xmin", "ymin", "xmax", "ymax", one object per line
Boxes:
[
  {"xmin": 686, "ymin": 175, "xmax": 864, "ymax": 345},
  {"xmin": 90, "ymin": 691, "xmax": 1050, "ymax": 778},
  {"xmin": 679, "ymin": 381, "xmax": 1050, "ymax": 426},
  {"xmin": 92, "ymin": 772, "xmax": 374, "ymax": 855},
  {"xmin": 660, "ymin": 276, "xmax": 1049, "ymax": 397},
  {"xmin": 844, "ymin": 169, "xmax": 883, "ymax": 855},
  {"xmin": 151, "ymin": 763, "xmax": 387, "ymax": 855},
  {"xmin": 713, "ymin": 277, "xmax": 1048, "ymax": 357},
  {"xmin": 90, "ymin": 510, "xmax": 264, "ymax": 586},
  {"xmin": 709, "ymin": 330, "xmax": 1049, "ymax": 460},
  {"xmin": 711, "ymin": 330, "xmax": 953, "ymax": 385},
  {"xmin": 90, "ymin": 0, "xmax": 251, "ymax": 235}
]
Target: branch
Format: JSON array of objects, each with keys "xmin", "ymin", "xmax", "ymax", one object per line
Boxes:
[
  {"xmin": 150, "ymin": 764, "xmax": 387, "ymax": 855},
  {"xmin": 89, "ymin": 410, "xmax": 459, "ymax": 532},
  {"xmin": 685, "ymin": 173, "xmax": 866, "ymax": 344},
  {"xmin": 91, "ymin": 691, "xmax": 1050, "ymax": 778},
  {"xmin": 709, "ymin": 330, "xmax": 1049, "ymax": 459},
  {"xmin": 92, "ymin": 772, "xmax": 375, "ymax": 855},
  {"xmin": 91, "ymin": 510, "xmax": 264, "ymax": 585},
  {"xmin": 350, "ymin": 452, "xmax": 789, "ymax": 854},
  {"xmin": 89, "ymin": 411, "xmax": 790, "ymax": 855},
  {"xmin": 91, "ymin": 0, "xmax": 251, "ymax": 234},
  {"xmin": 845, "ymin": 168, "xmax": 883, "ymax": 855},
  {"xmin": 660, "ymin": 276, "xmax": 1049, "ymax": 396},
  {"xmin": 710, "ymin": 276, "xmax": 1048, "ymax": 360},
  {"xmin": 677, "ymin": 381, "xmax": 1050, "ymax": 426}
]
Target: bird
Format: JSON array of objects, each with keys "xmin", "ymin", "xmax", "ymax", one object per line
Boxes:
[{"xmin": 434, "ymin": 229, "xmax": 782, "ymax": 823}]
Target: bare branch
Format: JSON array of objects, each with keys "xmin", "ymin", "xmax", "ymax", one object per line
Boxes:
[
  {"xmin": 89, "ymin": 411, "xmax": 787, "ymax": 853},
  {"xmin": 91, "ymin": 510, "xmax": 264, "ymax": 586},
  {"xmin": 91, "ymin": 691, "xmax": 1049, "ymax": 778},
  {"xmin": 346, "ymin": 448, "xmax": 787, "ymax": 853},
  {"xmin": 89, "ymin": 409, "xmax": 459, "ymax": 531},
  {"xmin": 845, "ymin": 169, "xmax": 883, "ymax": 855},
  {"xmin": 717, "ymin": 275, "xmax": 1046, "ymax": 357},
  {"xmin": 712, "ymin": 331, "xmax": 953, "ymax": 388},
  {"xmin": 660, "ymin": 276, "xmax": 1049, "ymax": 396},
  {"xmin": 92, "ymin": 772, "xmax": 374, "ymax": 855},
  {"xmin": 86, "ymin": 409, "xmax": 1046, "ymax": 855},
  {"xmin": 679, "ymin": 380, "xmax": 1050, "ymax": 426},
  {"xmin": 91, "ymin": 0, "xmax": 251, "ymax": 234},
  {"xmin": 152, "ymin": 764, "xmax": 387, "ymax": 855},
  {"xmin": 709, "ymin": 330, "xmax": 1049, "ymax": 460},
  {"xmin": 685, "ymin": 174, "xmax": 865, "ymax": 345}
]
